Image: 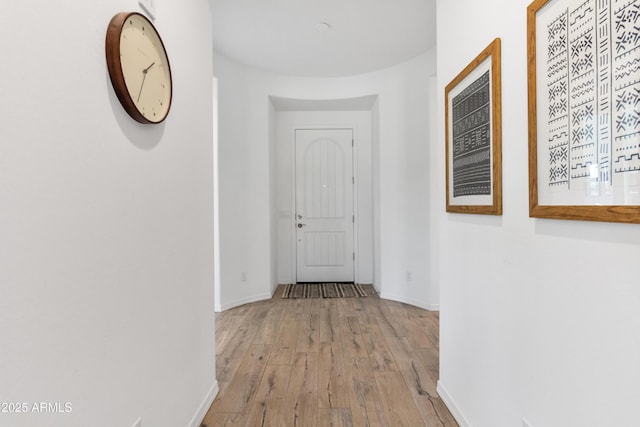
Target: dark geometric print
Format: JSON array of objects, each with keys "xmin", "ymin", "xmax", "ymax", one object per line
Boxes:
[
  {"xmin": 613, "ymin": 0, "xmax": 640, "ymax": 174},
  {"xmin": 568, "ymin": 1, "xmax": 597, "ymax": 182},
  {"xmin": 543, "ymin": 0, "xmax": 640, "ymax": 187},
  {"xmin": 451, "ymin": 70, "xmax": 492, "ymax": 197},
  {"xmin": 546, "ymin": 9, "xmax": 571, "ymax": 186}
]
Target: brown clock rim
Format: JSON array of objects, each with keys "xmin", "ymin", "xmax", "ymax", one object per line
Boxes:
[{"xmin": 105, "ymin": 11, "xmax": 172, "ymax": 124}]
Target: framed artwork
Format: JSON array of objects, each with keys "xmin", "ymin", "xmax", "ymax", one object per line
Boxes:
[
  {"xmin": 528, "ymin": 0, "xmax": 640, "ymax": 223},
  {"xmin": 445, "ymin": 38, "xmax": 502, "ymax": 215}
]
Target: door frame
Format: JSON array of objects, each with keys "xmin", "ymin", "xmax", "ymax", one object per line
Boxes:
[{"xmin": 290, "ymin": 126, "xmax": 360, "ymax": 283}]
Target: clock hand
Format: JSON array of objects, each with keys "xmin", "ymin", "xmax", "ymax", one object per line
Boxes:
[{"xmin": 136, "ymin": 62, "xmax": 156, "ymax": 103}]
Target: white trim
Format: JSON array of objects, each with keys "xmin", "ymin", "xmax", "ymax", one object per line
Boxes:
[
  {"xmin": 437, "ymin": 381, "xmax": 472, "ymax": 427},
  {"xmin": 351, "ymin": 127, "xmax": 359, "ymax": 284},
  {"xmin": 212, "ymin": 77, "xmax": 222, "ymax": 320},
  {"xmin": 289, "ymin": 125, "xmax": 297, "ymax": 282},
  {"xmin": 378, "ymin": 292, "xmax": 435, "ymax": 312},
  {"xmin": 215, "ymin": 293, "xmax": 272, "ymax": 312},
  {"xmin": 189, "ymin": 381, "xmax": 219, "ymax": 427}
]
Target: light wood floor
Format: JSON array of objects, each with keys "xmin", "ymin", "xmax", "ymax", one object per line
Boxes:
[{"xmin": 201, "ymin": 285, "xmax": 458, "ymax": 427}]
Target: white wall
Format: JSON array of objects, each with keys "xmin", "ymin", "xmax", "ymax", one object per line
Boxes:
[
  {"xmin": 214, "ymin": 55, "xmax": 276, "ymax": 309},
  {"xmin": 0, "ymin": 2, "xmax": 216, "ymax": 427},
  {"xmin": 436, "ymin": 1, "xmax": 640, "ymax": 426},
  {"xmin": 213, "ymin": 48, "xmax": 438, "ymax": 310},
  {"xmin": 275, "ymin": 110, "xmax": 374, "ymax": 285}
]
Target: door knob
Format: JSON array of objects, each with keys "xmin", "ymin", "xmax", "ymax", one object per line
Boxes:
[{"xmin": 297, "ymin": 223, "xmax": 306, "ymax": 228}]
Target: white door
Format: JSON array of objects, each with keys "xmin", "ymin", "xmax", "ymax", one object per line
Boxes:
[{"xmin": 295, "ymin": 129, "xmax": 354, "ymax": 283}]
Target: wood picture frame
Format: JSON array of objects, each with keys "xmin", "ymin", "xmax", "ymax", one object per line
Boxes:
[
  {"xmin": 527, "ymin": 0, "xmax": 640, "ymax": 223},
  {"xmin": 445, "ymin": 38, "xmax": 502, "ymax": 215}
]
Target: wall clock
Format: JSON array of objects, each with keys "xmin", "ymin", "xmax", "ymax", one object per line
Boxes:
[{"xmin": 105, "ymin": 12, "xmax": 172, "ymax": 124}]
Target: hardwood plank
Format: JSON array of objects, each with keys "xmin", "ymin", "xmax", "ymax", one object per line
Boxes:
[
  {"xmin": 318, "ymin": 341, "xmax": 350, "ymax": 409},
  {"xmin": 335, "ymin": 298, "xmax": 357, "ymax": 317},
  {"xmin": 374, "ymin": 370, "xmax": 425, "ymax": 426},
  {"xmin": 344, "ymin": 357, "xmax": 389, "ymax": 427},
  {"xmin": 386, "ymin": 336, "xmax": 438, "ymax": 396},
  {"xmin": 209, "ymin": 344, "xmax": 271, "ymax": 414},
  {"xmin": 416, "ymin": 312, "xmax": 440, "ymax": 349},
  {"xmin": 350, "ymin": 295, "xmax": 367, "ymax": 313},
  {"xmin": 282, "ymin": 352, "xmax": 319, "ymax": 427},
  {"xmin": 253, "ymin": 365, "xmax": 291, "ymax": 403},
  {"xmin": 268, "ymin": 312, "xmax": 300, "ymax": 365},
  {"xmin": 415, "ymin": 346, "xmax": 440, "ymax": 382},
  {"xmin": 319, "ymin": 299, "xmax": 342, "ymax": 342},
  {"xmin": 341, "ymin": 315, "xmax": 368, "ymax": 359},
  {"xmin": 381, "ymin": 300, "xmax": 420, "ymax": 339},
  {"xmin": 298, "ymin": 298, "xmax": 321, "ymax": 315},
  {"xmin": 200, "ymin": 411, "xmax": 248, "ymax": 427},
  {"xmin": 368, "ymin": 301, "xmax": 407, "ymax": 337},
  {"xmin": 216, "ymin": 321, "xmax": 259, "ymax": 382},
  {"xmin": 245, "ymin": 398, "xmax": 287, "ymax": 427},
  {"xmin": 430, "ymin": 396, "xmax": 461, "ymax": 427},
  {"xmin": 393, "ymin": 358, "xmax": 459, "ymax": 427},
  {"xmin": 296, "ymin": 313, "xmax": 320, "ymax": 353},
  {"xmin": 294, "ymin": 298, "xmax": 313, "ymax": 314},
  {"xmin": 215, "ymin": 309, "xmax": 250, "ymax": 351},
  {"xmin": 252, "ymin": 301, "xmax": 285, "ymax": 345},
  {"xmin": 385, "ymin": 336, "xmax": 459, "ymax": 425},
  {"xmin": 359, "ymin": 315, "xmax": 398, "ymax": 372},
  {"xmin": 385, "ymin": 336, "xmax": 420, "ymax": 369},
  {"xmin": 247, "ymin": 357, "xmax": 293, "ymax": 426},
  {"xmin": 317, "ymin": 409, "xmax": 354, "ymax": 427},
  {"xmin": 403, "ymin": 316, "xmax": 438, "ymax": 349}
]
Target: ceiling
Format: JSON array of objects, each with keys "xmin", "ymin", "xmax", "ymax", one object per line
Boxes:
[{"xmin": 209, "ymin": 0, "xmax": 437, "ymax": 77}]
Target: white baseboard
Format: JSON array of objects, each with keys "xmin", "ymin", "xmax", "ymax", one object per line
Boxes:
[
  {"xmin": 215, "ymin": 293, "xmax": 273, "ymax": 312},
  {"xmin": 378, "ymin": 292, "xmax": 438, "ymax": 312},
  {"xmin": 437, "ymin": 380, "xmax": 471, "ymax": 427},
  {"xmin": 189, "ymin": 380, "xmax": 219, "ymax": 427}
]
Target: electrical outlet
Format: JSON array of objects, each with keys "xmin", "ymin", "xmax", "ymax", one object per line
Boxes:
[
  {"xmin": 406, "ymin": 271, "xmax": 413, "ymax": 282},
  {"xmin": 522, "ymin": 418, "xmax": 532, "ymax": 427},
  {"xmin": 138, "ymin": 0, "xmax": 156, "ymax": 19},
  {"xmin": 132, "ymin": 418, "xmax": 142, "ymax": 427},
  {"xmin": 241, "ymin": 272, "xmax": 247, "ymax": 282}
]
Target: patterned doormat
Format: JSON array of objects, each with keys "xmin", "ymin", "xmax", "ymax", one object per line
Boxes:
[{"xmin": 282, "ymin": 283, "xmax": 367, "ymax": 299}]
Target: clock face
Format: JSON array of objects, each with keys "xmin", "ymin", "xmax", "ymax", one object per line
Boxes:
[{"xmin": 106, "ymin": 12, "xmax": 172, "ymax": 124}]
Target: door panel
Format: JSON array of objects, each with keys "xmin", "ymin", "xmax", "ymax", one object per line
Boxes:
[{"xmin": 295, "ymin": 129, "xmax": 354, "ymax": 282}]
